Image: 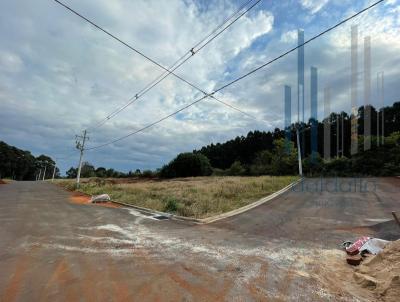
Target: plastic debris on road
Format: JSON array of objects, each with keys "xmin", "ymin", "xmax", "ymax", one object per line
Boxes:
[
  {"xmin": 359, "ymin": 238, "xmax": 390, "ymax": 255},
  {"xmin": 342, "ymin": 237, "xmax": 391, "ymax": 266},
  {"xmin": 91, "ymin": 194, "xmax": 111, "ymax": 203},
  {"xmin": 344, "ymin": 236, "xmax": 371, "ymax": 256}
]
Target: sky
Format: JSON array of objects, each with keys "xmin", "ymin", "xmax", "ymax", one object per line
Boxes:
[{"xmin": 0, "ymin": 0, "xmax": 399, "ymax": 174}]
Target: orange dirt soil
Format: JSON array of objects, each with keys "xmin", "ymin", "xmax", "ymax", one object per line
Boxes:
[{"xmin": 69, "ymin": 191, "xmax": 121, "ymax": 208}]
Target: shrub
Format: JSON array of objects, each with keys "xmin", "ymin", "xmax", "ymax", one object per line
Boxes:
[
  {"xmin": 269, "ymin": 139, "xmax": 298, "ymax": 175},
  {"xmin": 159, "ymin": 152, "xmax": 212, "ymax": 178},
  {"xmin": 303, "ymin": 152, "xmax": 324, "ymax": 176},
  {"xmin": 323, "ymin": 157, "xmax": 351, "ymax": 176},
  {"xmin": 140, "ymin": 170, "xmax": 156, "ymax": 178},
  {"xmin": 95, "ymin": 167, "xmax": 107, "ymax": 178},
  {"xmin": 212, "ymin": 168, "xmax": 226, "ymax": 176},
  {"xmin": 164, "ymin": 197, "xmax": 179, "ymax": 212},
  {"xmin": 226, "ymin": 161, "xmax": 246, "ymax": 176},
  {"xmin": 81, "ymin": 162, "xmax": 96, "ymax": 178},
  {"xmin": 249, "ymin": 150, "xmax": 273, "ymax": 175}
]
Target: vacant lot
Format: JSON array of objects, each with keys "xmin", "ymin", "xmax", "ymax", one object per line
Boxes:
[{"xmin": 55, "ymin": 176, "xmax": 298, "ymax": 218}]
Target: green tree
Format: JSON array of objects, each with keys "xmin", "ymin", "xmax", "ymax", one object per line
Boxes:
[
  {"xmin": 226, "ymin": 161, "xmax": 246, "ymax": 176},
  {"xmin": 66, "ymin": 167, "xmax": 77, "ymax": 178},
  {"xmin": 80, "ymin": 162, "xmax": 95, "ymax": 178},
  {"xmin": 303, "ymin": 152, "xmax": 323, "ymax": 176},
  {"xmin": 95, "ymin": 167, "xmax": 107, "ymax": 178},
  {"xmin": 0, "ymin": 141, "xmax": 56, "ymax": 180},
  {"xmin": 250, "ymin": 150, "xmax": 273, "ymax": 175},
  {"xmin": 270, "ymin": 138, "xmax": 298, "ymax": 175},
  {"xmin": 160, "ymin": 153, "xmax": 212, "ymax": 178},
  {"xmin": 36, "ymin": 155, "xmax": 56, "ymax": 179}
]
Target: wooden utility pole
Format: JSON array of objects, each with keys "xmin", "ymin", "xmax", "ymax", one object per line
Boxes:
[{"xmin": 75, "ymin": 130, "xmax": 88, "ymax": 188}]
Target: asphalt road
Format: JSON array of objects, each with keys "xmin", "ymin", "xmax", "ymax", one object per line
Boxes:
[{"xmin": 0, "ymin": 178, "xmax": 399, "ymax": 301}]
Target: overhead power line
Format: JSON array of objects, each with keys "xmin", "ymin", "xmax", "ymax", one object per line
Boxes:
[
  {"xmin": 85, "ymin": 0, "xmax": 384, "ymax": 151},
  {"xmin": 213, "ymin": 0, "xmax": 385, "ymax": 94},
  {"xmin": 53, "ymin": 0, "xmax": 261, "ymax": 131},
  {"xmin": 90, "ymin": 0, "xmax": 258, "ymax": 130},
  {"xmin": 85, "ymin": 94, "xmax": 261, "ymax": 151},
  {"xmin": 208, "ymin": 96, "xmax": 258, "ymax": 120},
  {"xmin": 86, "ymin": 95, "xmax": 208, "ymax": 150}
]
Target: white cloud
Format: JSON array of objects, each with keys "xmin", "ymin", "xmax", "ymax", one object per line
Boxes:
[
  {"xmin": 0, "ymin": 50, "xmax": 23, "ymax": 73},
  {"xmin": 280, "ymin": 30, "xmax": 298, "ymax": 43},
  {"xmin": 0, "ymin": 0, "xmax": 275, "ymax": 172},
  {"xmin": 300, "ymin": 0, "xmax": 329, "ymax": 14},
  {"xmin": 0, "ymin": 0, "xmax": 398, "ymax": 174}
]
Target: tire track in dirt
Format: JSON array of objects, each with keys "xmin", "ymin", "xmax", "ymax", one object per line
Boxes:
[
  {"xmin": 1, "ymin": 253, "xmax": 32, "ymax": 302},
  {"xmin": 40, "ymin": 257, "xmax": 81, "ymax": 302}
]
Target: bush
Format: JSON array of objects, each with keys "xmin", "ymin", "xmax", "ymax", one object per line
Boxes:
[
  {"xmin": 140, "ymin": 170, "xmax": 156, "ymax": 178},
  {"xmin": 159, "ymin": 153, "xmax": 212, "ymax": 178},
  {"xmin": 164, "ymin": 197, "xmax": 179, "ymax": 212},
  {"xmin": 226, "ymin": 161, "xmax": 246, "ymax": 176},
  {"xmin": 303, "ymin": 152, "xmax": 324, "ymax": 176},
  {"xmin": 249, "ymin": 150, "xmax": 273, "ymax": 175},
  {"xmin": 323, "ymin": 157, "xmax": 351, "ymax": 176},
  {"xmin": 212, "ymin": 168, "xmax": 226, "ymax": 176},
  {"xmin": 269, "ymin": 139, "xmax": 298, "ymax": 175}
]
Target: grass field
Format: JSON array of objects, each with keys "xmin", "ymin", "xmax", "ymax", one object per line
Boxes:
[{"xmin": 55, "ymin": 176, "xmax": 298, "ymax": 218}]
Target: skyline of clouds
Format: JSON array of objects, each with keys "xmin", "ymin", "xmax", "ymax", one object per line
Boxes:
[{"xmin": 0, "ymin": 0, "xmax": 399, "ymax": 174}]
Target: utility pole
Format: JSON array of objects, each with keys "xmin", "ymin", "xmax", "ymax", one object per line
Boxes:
[
  {"xmin": 341, "ymin": 113, "xmax": 344, "ymax": 157},
  {"xmin": 380, "ymin": 72, "xmax": 384, "ymax": 145},
  {"xmin": 52, "ymin": 165, "xmax": 57, "ymax": 182},
  {"xmin": 336, "ymin": 116, "xmax": 339, "ymax": 158},
  {"xmin": 38, "ymin": 169, "xmax": 42, "ymax": 181},
  {"xmin": 76, "ymin": 130, "xmax": 88, "ymax": 188},
  {"xmin": 296, "ymin": 127, "xmax": 303, "ymax": 176}
]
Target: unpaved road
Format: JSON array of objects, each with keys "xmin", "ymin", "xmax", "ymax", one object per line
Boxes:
[{"xmin": 0, "ymin": 178, "xmax": 399, "ymax": 301}]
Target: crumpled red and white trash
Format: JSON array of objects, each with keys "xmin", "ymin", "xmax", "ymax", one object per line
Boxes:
[
  {"xmin": 342, "ymin": 237, "xmax": 390, "ymax": 256},
  {"xmin": 343, "ymin": 236, "xmax": 371, "ymax": 255}
]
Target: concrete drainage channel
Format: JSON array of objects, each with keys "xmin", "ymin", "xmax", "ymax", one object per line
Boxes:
[{"xmin": 153, "ymin": 215, "xmax": 169, "ymax": 220}]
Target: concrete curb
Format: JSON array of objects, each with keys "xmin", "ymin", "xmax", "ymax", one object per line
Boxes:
[
  {"xmin": 111, "ymin": 178, "xmax": 302, "ymax": 224},
  {"xmin": 199, "ymin": 178, "xmax": 302, "ymax": 224}
]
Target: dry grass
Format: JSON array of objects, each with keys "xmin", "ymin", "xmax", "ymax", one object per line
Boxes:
[{"xmin": 55, "ymin": 176, "xmax": 298, "ymax": 218}]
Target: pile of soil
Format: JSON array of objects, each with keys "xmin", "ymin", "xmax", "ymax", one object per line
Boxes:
[
  {"xmin": 354, "ymin": 240, "xmax": 400, "ymax": 301},
  {"xmin": 0, "ymin": 179, "xmax": 6, "ymax": 184},
  {"xmin": 69, "ymin": 192, "xmax": 91, "ymax": 204}
]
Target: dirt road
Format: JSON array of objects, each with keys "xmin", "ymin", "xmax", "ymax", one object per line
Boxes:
[{"xmin": 0, "ymin": 178, "xmax": 399, "ymax": 301}]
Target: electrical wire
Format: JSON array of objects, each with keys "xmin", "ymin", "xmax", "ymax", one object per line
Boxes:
[
  {"xmin": 212, "ymin": 0, "xmax": 385, "ymax": 94},
  {"xmin": 85, "ymin": 0, "xmax": 384, "ymax": 151},
  {"xmin": 53, "ymin": 0, "xmax": 261, "ymax": 131},
  {"xmin": 89, "ymin": 0, "xmax": 257, "ymax": 130}
]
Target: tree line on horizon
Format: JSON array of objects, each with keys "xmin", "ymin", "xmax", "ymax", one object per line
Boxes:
[
  {"xmin": 0, "ymin": 141, "xmax": 59, "ymax": 180},
  {"xmin": 2, "ymin": 102, "xmax": 399, "ymax": 180},
  {"xmin": 165, "ymin": 102, "xmax": 400, "ymax": 177}
]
